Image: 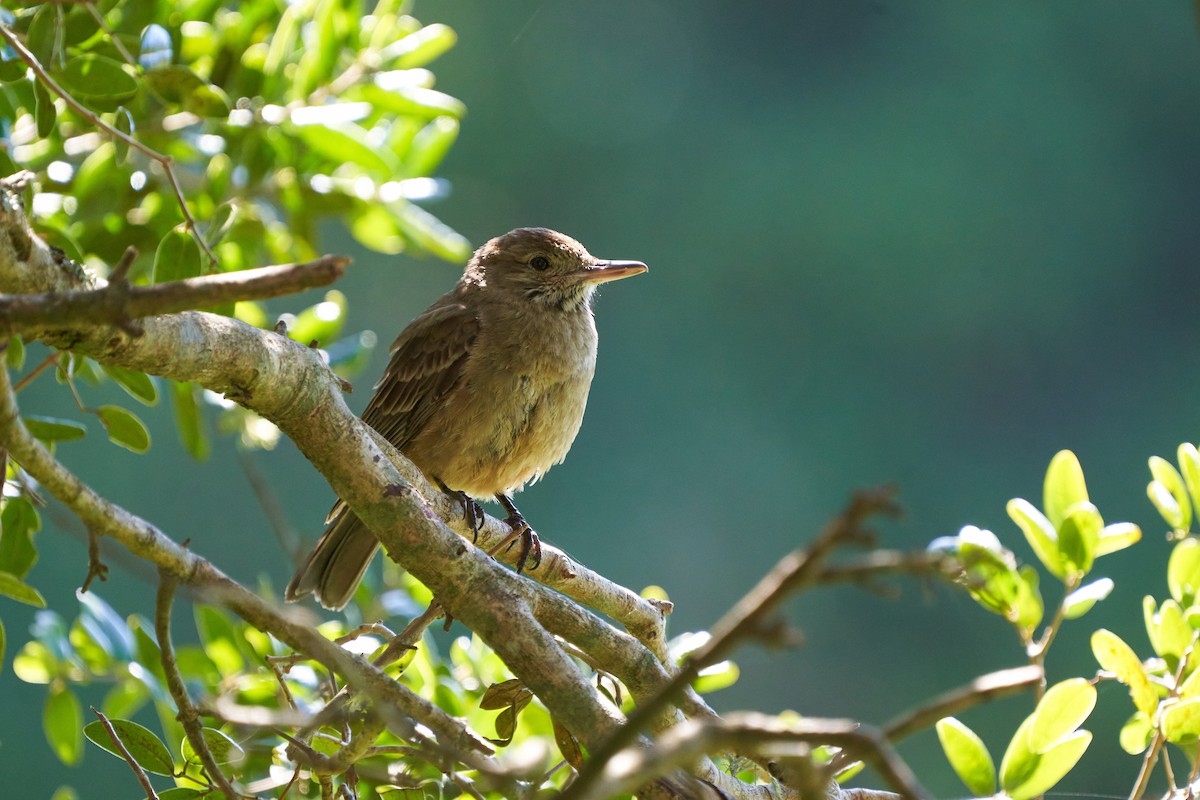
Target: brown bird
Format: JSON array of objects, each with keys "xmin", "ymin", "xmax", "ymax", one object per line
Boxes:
[{"xmin": 285, "ymin": 228, "xmax": 647, "ymax": 609}]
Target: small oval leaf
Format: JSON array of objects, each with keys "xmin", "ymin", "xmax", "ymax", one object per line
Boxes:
[
  {"xmin": 83, "ymin": 717, "xmax": 175, "ymax": 775},
  {"xmin": 936, "ymin": 717, "xmax": 996, "ymax": 796},
  {"xmin": 96, "ymin": 405, "xmax": 151, "ymax": 453}
]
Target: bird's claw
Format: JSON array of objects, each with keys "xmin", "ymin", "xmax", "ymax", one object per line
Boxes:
[
  {"xmin": 438, "ymin": 481, "xmax": 485, "ymax": 542},
  {"xmin": 503, "ymin": 511, "xmax": 542, "ymax": 574}
]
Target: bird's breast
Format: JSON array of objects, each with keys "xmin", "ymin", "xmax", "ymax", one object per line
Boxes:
[{"xmin": 405, "ymin": 308, "xmax": 600, "ymax": 497}]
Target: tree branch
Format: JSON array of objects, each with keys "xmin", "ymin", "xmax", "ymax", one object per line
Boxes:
[{"xmin": 0, "ymin": 256, "xmax": 348, "ymax": 336}]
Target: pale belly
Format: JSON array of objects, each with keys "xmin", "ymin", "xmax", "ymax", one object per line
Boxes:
[{"xmin": 405, "ymin": 370, "xmax": 593, "ymax": 498}]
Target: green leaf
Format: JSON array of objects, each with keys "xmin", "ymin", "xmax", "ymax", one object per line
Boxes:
[
  {"xmin": 380, "ymin": 23, "xmax": 457, "ymax": 69},
  {"xmin": 58, "ymin": 55, "xmax": 139, "ymax": 112},
  {"xmin": 44, "ymin": 685, "xmax": 84, "ymax": 766},
  {"xmin": 1015, "ymin": 565, "xmax": 1044, "ymax": 633},
  {"xmin": 1147, "ymin": 598, "xmax": 1193, "ymax": 664},
  {"xmin": 170, "ymin": 382, "xmax": 209, "ymax": 460},
  {"xmin": 1056, "ymin": 502, "xmax": 1101, "ymax": 577},
  {"xmin": 1168, "ymin": 537, "xmax": 1200, "ymax": 606},
  {"xmin": 1007, "ymin": 498, "xmax": 1061, "ymax": 578},
  {"xmin": 1092, "ymin": 629, "xmax": 1157, "ymax": 716},
  {"xmin": 158, "ymin": 789, "xmax": 205, "ymax": 800},
  {"xmin": 34, "ymin": 79, "xmax": 56, "ymax": 139},
  {"xmin": 83, "ymin": 718, "xmax": 175, "ymax": 775},
  {"xmin": 1044, "ymin": 450, "xmax": 1088, "ymax": 530},
  {"xmin": 5, "ymin": 335, "xmax": 25, "ymax": 369},
  {"xmin": 22, "ymin": 415, "xmax": 87, "ymax": 442},
  {"xmin": 692, "ymin": 659, "xmax": 739, "ymax": 694},
  {"xmin": 96, "ymin": 405, "xmax": 151, "ymax": 453},
  {"xmin": 1095, "ymin": 521, "xmax": 1141, "ymax": 556},
  {"xmin": 0, "ymin": 49, "xmax": 27, "ymax": 83},
  {"xmin": 0, "ymin": 570, "xmax": 47, "ymax": 607},
  {"xmin": 1, "ymin": 494, "xmax": 42, "ymax": 577},
  {"xmin": 291, "ymin": 120, "xmax": 400, "ymax": 176},
  {"xmin": 194, "ymin": 605, "xmax": 245, "ymax": 675},
  {"xmin": 181, "ymin": 727, "xmax": 244, "ymax": 767},
  {"xmin": 101, "ymin": 364, "xmax": 158, "ymax": 406},
  {"xmin": 392, "ymin": 200, "xmax": 472, "ymax": 262},
  {"xmin": 1119, "ymin": 711, "xmax": 1154, "ymax": 754},
  {"xmin": 113, "ymin": 107, "xmax": 134, "ymax": 164},
  {"xmin": 26, "ymin": 6, "xmax": 58, "ymax": 66},
  {"xmin": 1162, "ymin": 697, "xmax": 1200, "ymax": 745},
  {"xmin": 936, "ymin": 717, "xmax": 996, "ymax": 796},
  {"xmin": 1180, "ymin": 444, "xmax": 1200, "ymax": 523},
  {"xmin": 1150, "ymin": 455, "xmax": 1191, "ymax": 530},
  {"xmin": 359, "ymin": 82, "xmax": 465, "ymax": 119},
  {"xmin": 152, "ymin": 228, "xmax": 203, "ymax": 284},
  {"xmin": 287, "ymin": 290, "xmax": 347, "ymax": 346},
  {"xmin": 78, "ymin": 591, "xmax": 135, "ymax": 662},
  {"xmin": 1063, "ymin": 577, "xmax": 1113, "ymax": 619},
  {"xmin": 144, "ymin": 65, "xmax": 229, "ymax": 117},
  {"xmin": 406, "ymin": 116, "xmax": 459, "ymax": 176},
  {"xmin": 1006, "ymin": 730, "xmax": 1091, "ymax": 800},
  {"xmin": 1028, "ymin": 679, "xmax": 1096, "ymax": 752}
]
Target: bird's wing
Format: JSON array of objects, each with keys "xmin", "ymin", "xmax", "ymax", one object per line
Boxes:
[{"xmin": 359, "ymin": 298, "xmax": 479, "ymax": 451}]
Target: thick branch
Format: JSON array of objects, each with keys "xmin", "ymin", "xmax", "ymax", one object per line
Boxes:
[{"xmin": 0, "ymin": 256, "xmax": 348, "ymax": 336}]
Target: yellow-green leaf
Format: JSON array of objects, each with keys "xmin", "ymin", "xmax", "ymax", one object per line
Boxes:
[
  {"xmin": 1092, "ymin": 629, "xmax": 1157, "ymax": 716},
  {"xmin": 936, "ymin": 717, "xmax": 995, "ymax": 796},
  {"xmin": 1007, "ymin": 498, "xmax": 1061, "ymax": 578},
  {"xmin": 1044, "ymin": 450, "xmax": 1088, "ymax": 530},
  {"xmin": 1028, "ymin": 679, "xmax": 1096, "ymax": 752}
]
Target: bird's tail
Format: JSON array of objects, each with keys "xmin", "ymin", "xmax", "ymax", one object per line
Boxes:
[{"xmin": 284, "ymin": 504, "xmax": 380, "ymax": 611}]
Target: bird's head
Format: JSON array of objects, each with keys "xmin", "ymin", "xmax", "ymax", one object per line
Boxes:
[{"xmin": 466, "ymin": 228, "xmax": 647, "ymax": 311}]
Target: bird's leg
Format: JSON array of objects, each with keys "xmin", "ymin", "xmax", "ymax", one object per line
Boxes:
[
  {"xmin": 491, "ymin": 493, "xmax": 542, "ymax": 574},
  {"xmin": 436, "ymin": 479, "xmax": 484, "ymax": 541}
]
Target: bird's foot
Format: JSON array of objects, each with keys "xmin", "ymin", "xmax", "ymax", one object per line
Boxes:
[
  {"xmin": 492, "ymin": 494, "xmax": 542, "ymax": 574},
  {"xmin": 438, "ymin": 481, "xmax": 484, "ymax": 541}
]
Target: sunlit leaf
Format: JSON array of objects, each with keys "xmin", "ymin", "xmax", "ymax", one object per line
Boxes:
[
  {"xmin": 1169, "ymin": 538, "xmax": 1200, "ymax": 606},
  {"xmin": 181, "ymin": 727, "xmax": 244, "ymax": 767},
  {"xmin": 1007, "ymin": 498, "xmax": 1061, "ymax": 578},
  {"xmin": 1043, "ymin": 450, "xmax": 1088, "ymax": 530},
  {"xmin": 1063, "ymin": 577, "xmax": 1113, "ymax": 620},
  {"xmin": 936, "ymin": 717, "xmax": 995, "ymax": 796},
  {"xmin": 84, "ymin": 718, "xmax": 175, "ymax": 775},
  {"xmin": 1028, "ymin": 679, "xmax": 1095, "ymax": 752},
  {"xmin": 1092, "ymin": 629, "xmax": 1157, "ymax": 716}
]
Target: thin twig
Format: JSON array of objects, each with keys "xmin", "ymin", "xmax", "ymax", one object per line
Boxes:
[
  {"xmin": 0, "ymin": 256, "xmax": 349, "ymax": 335},
  {"xmin": 566, "ymin": 487, "xmax": 900, "ymax": 800},
  {"xmin": 156, "ymin": 572, "xmax": 240, "ymax": 800},
  {"xmin": 0, "ymin": 22, "xmax": 217, "ymax": 263},
  {"xmin": 91, "ymin": 707, "xmax": 162, "ymax": 800},
  {"xmin": 12, "ymin": 350, "xmax": 58, "ymax": 393},
  {"xmin": 882, "ymin": 664, "xmax": 1043, "ymax": 743},
  {"xmin": 564, "ymin": 712, "xmax": 926, "ymax": 800}
]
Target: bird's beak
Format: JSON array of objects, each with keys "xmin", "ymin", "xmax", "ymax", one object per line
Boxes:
[{"xmin": 574, "ymin": 259, "xmax": 649, "ymax": 285}]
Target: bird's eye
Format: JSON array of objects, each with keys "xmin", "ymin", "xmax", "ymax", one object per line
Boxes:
[{"xmin": 530, "ymin": 255, "xmax": 551, "ymax": 271}]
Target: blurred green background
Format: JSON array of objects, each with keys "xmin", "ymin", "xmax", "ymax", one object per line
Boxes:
[{"xmin": 6, "ymin": 1, "xmax": 1200, "ymax": 796}]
